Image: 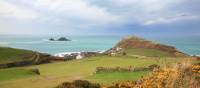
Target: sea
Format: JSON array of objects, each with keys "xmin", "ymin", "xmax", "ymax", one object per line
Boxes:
[{"xmin": 0, "ymin": 35, "xmax": 200, "ymax": 56}]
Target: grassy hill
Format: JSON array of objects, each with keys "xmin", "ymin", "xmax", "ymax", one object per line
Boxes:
[
  {"xmin": 0, "ymin": 47, "xmax": 54, "ymax": 69},
  {"xmin": 110, "ymin": 36, "xmax": 187, "ymax": 57},
  {"xmin": 0, "ymin": 47, "xmax": 34, "ymax": 64},
  {"xmin": 0, "ymin": 55, "xmax": 183, "ymax": 88}
]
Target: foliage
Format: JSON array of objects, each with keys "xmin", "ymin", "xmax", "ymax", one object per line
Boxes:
[
  {"xmin": 56, "ymin": 80, "xmax": 100, "ymax": 88},
  {"xmin": 105, "ymin": 60, "xmax": 200, "ymax": 88}
]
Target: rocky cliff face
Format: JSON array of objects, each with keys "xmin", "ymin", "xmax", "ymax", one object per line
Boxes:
[{"xmin": 112, "ymin": 36, "xmax": 187, "ymax": 57}]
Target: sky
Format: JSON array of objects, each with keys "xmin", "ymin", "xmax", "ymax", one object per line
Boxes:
[{"xmin": 0, "ymin": 0, "xmax": 200, "ymax": 36}]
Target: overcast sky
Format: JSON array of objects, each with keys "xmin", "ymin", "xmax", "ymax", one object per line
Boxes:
[{"xmin": 0, "ymin": 0, "xmax": 200, "ymax": 36}]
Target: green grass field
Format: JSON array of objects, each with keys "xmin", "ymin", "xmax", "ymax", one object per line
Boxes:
[
  {"xmin": 86, "ymin": 71, "xmax": 150, "ymax": 84},
  {"xmin": 0, "ymin": 55, "xmax": 182, "ymax": 88},
  {"xmin": 0, "ymin": 47, "xmax": 34, "ymax": 64}
]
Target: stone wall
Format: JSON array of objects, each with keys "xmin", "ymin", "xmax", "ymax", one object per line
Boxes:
[{"xmin": 95, "ymin": 64, "xmax": 160, "ymax": 73}]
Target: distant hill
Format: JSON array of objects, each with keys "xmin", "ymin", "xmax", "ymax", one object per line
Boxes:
[{"xmin": 107, "ymin": 36, "xmax": 187, "ymax": 57}]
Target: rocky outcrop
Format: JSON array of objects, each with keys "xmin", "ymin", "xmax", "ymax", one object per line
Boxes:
[
  {"xmin": 57, "ymin": 37, "xmax": 71, "ymax": 41},
  {"xmin": 107, "ymin": 36, "xmax": 187, "ymax": 57},
  {"xmin": 49, "ymin": 38, "xmax": 55, "ymax": 41},
  {"xmin": 49, "ymin": 37, "xmax": 71, "ymax": 41}
]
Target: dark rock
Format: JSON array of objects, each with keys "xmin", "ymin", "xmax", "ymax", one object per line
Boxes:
[
  {"xmin": 57, "ymin": 37, "xmax": 71, "ymax": 41},
  {"xmin": 49, "ymin": 38, "xmax": 55, "ymax": 41},
  {"xmin": 49, "ymin": 37, "xmax": 71, "ymax": 41}
]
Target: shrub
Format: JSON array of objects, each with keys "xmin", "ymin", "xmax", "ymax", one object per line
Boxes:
[
  {"xmin": 30, "ymin": 68, "xmax": 40, "ymax": 75},
  {"xmin": 122, "ymin": 52, "xmax": 126, "ymax": 56},
  {"xmin": 105, "ymin": 61, "xmax": 200, "ymax": 88},
  {"xmin": 57, "ymin": 82, "xmax": 76, "ymax": 88},
  {"xmin": 56, "ymin": 80, "xmax": 100, "ymax": 88},
  {"xmin": 95, "ymin": 65, "xmax": 153, "ymax": 73},
  {"xmin": 148, "ymin": 64, "xmax": 160, "ymax": 70}
]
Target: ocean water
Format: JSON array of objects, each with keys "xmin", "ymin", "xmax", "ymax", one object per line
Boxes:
[
  {"xmin": 0, "ymin": 35, "xmax": 121, "ymax": 55},
  {"xmin": 150, "ymin": 36, "xmax": 200, "ymax": 56},
  {"xmin": 0, "ymin": 35, "xmax": 200, "ymax": 55}
]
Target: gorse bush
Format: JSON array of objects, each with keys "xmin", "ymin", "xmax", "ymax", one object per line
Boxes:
[
  {"xmin": 192, "ymin": 64, "xmax": 200, "ymax": 73},
  {"xmin": 105, "ymin": 60, "xmax": 200, "ymax": 88}
]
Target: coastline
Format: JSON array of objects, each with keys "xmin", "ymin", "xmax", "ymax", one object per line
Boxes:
[
  {"xmin": 0, "ymin": 35, "xmax": 200, "ymax": 56},
  {"xmin": 53, "ymin": 50, "xmax": 105, "ymax": 57}
]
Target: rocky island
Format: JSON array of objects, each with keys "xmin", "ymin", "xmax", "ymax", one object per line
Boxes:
[{"xmin": 49, "ymin": 37, "xmax": 71, "ymax": 41}]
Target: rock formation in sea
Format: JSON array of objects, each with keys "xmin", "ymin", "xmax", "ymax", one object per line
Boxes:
[
  {"xmin": 49, "ymin": 37, "xmax": 71, "ymax": 41},
  {"xmin": 49, "ymin": 38, "xmax": 55, "ymax": 41},
  {"xmin": 57, "ymin": 37, "xmax": 71, "ymax": 41}
]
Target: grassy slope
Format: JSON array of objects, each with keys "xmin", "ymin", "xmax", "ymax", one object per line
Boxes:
[
  {"xmin": 0, "ymin": 55, "xmax": 182, "ymax": 88},
  {"xmin": 0, "ymin": 47, "xmax": 34, "ymax": 64},
  {"xmin": 0, "ymin": 68, "xmax": 36, "ymax": 81},
  {"xmin": 125, "ymin": 48, "xmax": 173, "ymax": 57}
]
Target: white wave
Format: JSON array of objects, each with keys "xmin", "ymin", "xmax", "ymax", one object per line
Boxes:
[
  {"xmin": 54, "ymin": 52, "xmax": 81, "ymax": 57},
  {"xmin": 54, "ymin": 50, "xmax": 106, "ymax": 57}
]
